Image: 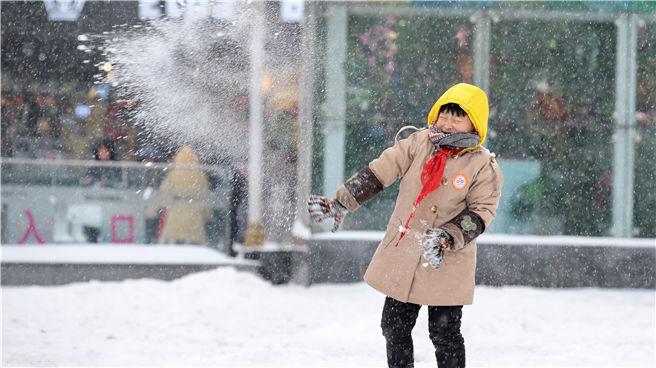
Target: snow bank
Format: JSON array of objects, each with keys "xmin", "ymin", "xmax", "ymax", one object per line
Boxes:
[
  {"xmin": 311, "ymin": 231, "xmax": 656, "ymax": 249},
  {"xmin": 0, "ymin": 244, "xmax": 257, "ymax": 266}
]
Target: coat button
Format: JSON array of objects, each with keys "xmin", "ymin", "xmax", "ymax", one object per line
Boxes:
[
  {"xmin": 431, "ymin": 205, "xmax": 438, "ymax": 213},
  {"xmin": 441, "ymin": 178, "xmax": 448, "ymax": 186}
]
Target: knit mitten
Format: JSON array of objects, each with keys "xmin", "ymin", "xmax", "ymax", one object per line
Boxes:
[
  {"xmin": 307, "ymin": 195, "xmax": 349, "ymax": 232},
  {"xmin": 420, "ymin": 228, "xmax": 453, "ymax": 269}
]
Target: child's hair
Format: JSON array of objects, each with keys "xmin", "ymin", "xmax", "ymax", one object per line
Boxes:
[{"xmin": 438, "ymin": 102, "xmax": 467, "ymax": 117}]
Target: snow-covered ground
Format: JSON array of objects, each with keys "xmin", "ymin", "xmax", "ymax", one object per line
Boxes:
[{"xmin": 2, "ymin": 268, "xmax": 654, "ymax": 367}]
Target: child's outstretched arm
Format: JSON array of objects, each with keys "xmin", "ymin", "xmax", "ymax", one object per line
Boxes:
[
  {"xmin": 335, "ymin": 127, "xmax": 420, "ymax": 212},
  {"xmin": 308, "ymin": 127, "xmax": 420, "ymax": 231}
]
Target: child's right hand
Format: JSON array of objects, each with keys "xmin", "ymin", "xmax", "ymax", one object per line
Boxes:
[{"xmin": 307, "ymin": 195, "xmax": 349, "ymax": 232}]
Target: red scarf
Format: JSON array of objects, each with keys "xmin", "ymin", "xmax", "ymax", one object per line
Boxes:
[{"xmin": 395, "ymin": 147, "xmax": 462, "ymax": 246}]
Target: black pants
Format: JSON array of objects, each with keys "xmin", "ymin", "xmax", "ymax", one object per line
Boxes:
[
  {"xmin": 381, "ymin": 296, "xmax": 465, "ymax": 368},
  {"xmin": 83, "ymin": 226, "xmax": 100, "ymax": 243}
]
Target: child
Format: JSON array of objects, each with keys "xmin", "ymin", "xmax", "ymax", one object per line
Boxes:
[{"xmin": 308, "ymin": 83, "xmax": 503, "ymax": 368}]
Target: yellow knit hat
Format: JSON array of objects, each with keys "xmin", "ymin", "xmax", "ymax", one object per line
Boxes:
[{"xmin": 427, "ymin": 83, "xmax": 489, "ymax": 147}]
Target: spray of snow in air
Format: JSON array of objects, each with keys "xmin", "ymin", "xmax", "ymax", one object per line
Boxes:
[
  {"xmin": 92, "ymin": 4, "xmax": 257, "ymax": 163},
  {"xmin": 77, "ymin": 3, "xmax": 305, "ymax": 243}
]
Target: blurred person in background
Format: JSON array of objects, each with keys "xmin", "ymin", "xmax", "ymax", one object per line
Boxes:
[
  {"xmin": 77, "ymin": 139, "xmax": 121, "ymax": 243},
  {"xmin": 263, "ymin": 108, "xmax": 298, "ymax": 245},
  {"xmin": 80, "ymin": 139, "xmax": 122, "ymax": 188},
  {"xmin": 158, "ymin": 145, "xmax": 212, "ymax": 245},
  {"xmin": 33, "ymin": 113, "xmax": 65, "ymax": 160}
]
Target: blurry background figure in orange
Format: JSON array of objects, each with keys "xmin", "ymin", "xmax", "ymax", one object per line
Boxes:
[{"xmin": 158, "ymin": 145, "xmax": 212, "ymax": 245}]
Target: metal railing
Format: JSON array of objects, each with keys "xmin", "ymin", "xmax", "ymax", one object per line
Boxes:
[{"xmin": 1, "ymin": 157, "xmax": 233, "ymax": 189}]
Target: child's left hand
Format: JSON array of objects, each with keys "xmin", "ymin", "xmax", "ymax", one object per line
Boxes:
[{"xmin": 419, "ymin": 228, "xmax": 454, "ymax": 269}]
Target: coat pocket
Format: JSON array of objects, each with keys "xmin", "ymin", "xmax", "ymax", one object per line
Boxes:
[
  {"xmin": 382, "ymin": 230, "xmax": 400, "ymax": 249},
  {"xmin": 380, "ymin": 220, "xmax": 403, "ymax": 249}
]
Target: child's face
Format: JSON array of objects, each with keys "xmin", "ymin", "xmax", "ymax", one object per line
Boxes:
[{"xmin": 436, "ymin": 111, "xmax": 475, "ymax": 133}]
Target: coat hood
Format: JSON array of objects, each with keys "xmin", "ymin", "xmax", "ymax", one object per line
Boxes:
[
  {"xmin": 172, "ymin": 146, "xmax": 200, "ymax": 165},
  {"xmin": 426, "ymin": 83, "xmax": 489, "ymax": 147},
  {"xmin": 161, "ymin": 146, "xmax": 209, "ymax": 194}
]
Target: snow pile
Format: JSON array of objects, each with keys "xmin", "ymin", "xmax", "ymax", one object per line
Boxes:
[
  {"xmin": 311, "ymin": 231, "xmax": 656, "ymax": 249},
  {"xmin": 2, "ymin": 268, "xmax": 654, "ymax": 366},
  {"xmin": 1, "ymin": 244, "xmax": 257, "ymax": 266}
]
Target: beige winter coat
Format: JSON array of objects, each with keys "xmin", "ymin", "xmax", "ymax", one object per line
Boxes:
[
  {"xmin": 158, "ymin": 146, "xmax": 212, "ymax": 245},
  {"xmin": 336, "ymin": 129, "xmax": 503, "ymax": 306}
]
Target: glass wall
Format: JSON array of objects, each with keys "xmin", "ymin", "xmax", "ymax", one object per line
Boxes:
[
  {"xmin": 634, "ymin": 21, "xmax": 656, "ymax": 237},
  {"xmin": 488, "ymin": 20, "xmax": 616, "ymax": 236},
  {"xmin": 0, "ymin": 159, "xmax": 235, "ymax": 248},
  {"xmin": 336, "ymin": 4, "xmax": 654, "ymax": 237},
  {"xmin": 0, "ymin": 1, "xmax": 243, "ymax": 247},
  {"xmin": 1, "ymin": 1, "xmax": 292, "ymax": 247}
]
